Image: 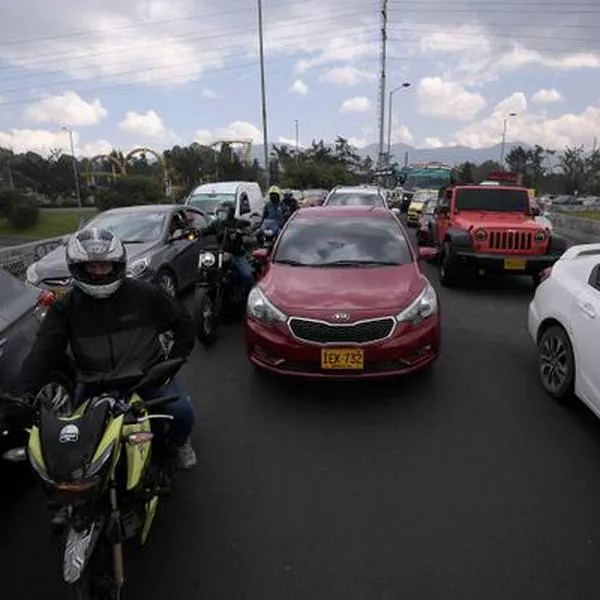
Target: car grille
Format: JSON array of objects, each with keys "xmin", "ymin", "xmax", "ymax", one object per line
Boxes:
[
  {"xmin": 288, "ymin": 317, "xmax": 395, "ymax": 344},
  {"xmin": 486, "ymin": 230, "xmax": 532, "ymax": 251}
]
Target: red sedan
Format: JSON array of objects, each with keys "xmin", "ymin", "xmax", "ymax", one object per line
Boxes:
[{"xmin": 245, "ymin": 206, "xmax": 441, "ymax": 379}]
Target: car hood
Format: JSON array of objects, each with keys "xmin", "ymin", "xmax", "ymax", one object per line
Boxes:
[
  {"xmin": 454, "ymin": 211, "xmax": 541, "ymax": 230},
  {"xmin": 33, "ymin": 241, "xmax": 159, "ymax": 280},
  {"xmin": 260, "ymin": 263, "xmax": 423, "ymax": 313}
]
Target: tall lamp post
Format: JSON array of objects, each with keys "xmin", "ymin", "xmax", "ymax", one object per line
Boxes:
[
  {"xmin": 62, "ymin": 126, "xmax": 82, "ymax": 208},
  {"xmin": 387, "ymin": 82, "xmax": 411, "ymax": 159},
  {"xmin": 500, "ymin": 112, "xmax": 517, "ymax": 167},
  {"xmin": 257, "ymin": 0, "xmax": 270, "ymax": 190}
]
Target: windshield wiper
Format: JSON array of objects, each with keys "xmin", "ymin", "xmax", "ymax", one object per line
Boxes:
[{"xmin": 319, "ymin": 260, "xmax": 399, "ymax": 267}]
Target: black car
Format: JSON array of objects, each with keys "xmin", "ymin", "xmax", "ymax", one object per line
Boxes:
[
  {"xmin": 0, "ymin": 269, "xmax": 73, "ymax": 464},
  {"xmin": 25, "ymin": 204, "xmax": 210, "ymax": 298}
]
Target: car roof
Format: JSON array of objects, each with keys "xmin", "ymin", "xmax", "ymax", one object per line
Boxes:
[
  {"xmin": 294, "ymin": 206, "xmax": 394, "ymax": 220},
  {"xmin": 190, "ymin": 181, "xmax": 255, "ymax": 194},
  {"xmin": 100, "ymin": 204, "xmax": 177, "ymax": 215},
  {"xmin": 330, "ymin": 186, "xmax": 383, "ymax": 195}
]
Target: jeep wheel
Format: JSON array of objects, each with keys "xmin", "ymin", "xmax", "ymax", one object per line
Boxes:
[{"xmin": 439, "ymin": 241, "xmax": 460, "ymax": 287}]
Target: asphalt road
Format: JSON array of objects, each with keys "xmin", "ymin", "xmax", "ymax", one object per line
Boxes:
[{"xmin": 3, "ymin": 231, "xmax": 600, "ymax": 599}]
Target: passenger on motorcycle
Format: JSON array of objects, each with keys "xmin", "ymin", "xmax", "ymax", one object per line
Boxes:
[
  {"xmin": 282, "ymin": 190, "xmax": 299, "ymax": 219},
  {"xmin": 263, "ymin": 185, "xmax": 286, "ymax": 227},
  {"xmin": 16, "ymin": 228, "xmax": 198, "ymax": 476},
  {"xmin": 201, "ymin": 200, "xmax": 255, "ymax": 289}
]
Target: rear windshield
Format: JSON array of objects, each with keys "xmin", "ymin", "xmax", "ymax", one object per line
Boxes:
[
  {"xmin": 326, "ymin": 193, "xmax": 384, "ymax": 206},
  {"xmin": 455, "ymin": 188, "xmax": 529, "ymax": 212},
  {"xmin": 188, "ymin": 192, "xmax": 236, "ymax": 213},
  {"xmin": 273, "ymin": 217, "xmax": 412, "ymax": 267}
]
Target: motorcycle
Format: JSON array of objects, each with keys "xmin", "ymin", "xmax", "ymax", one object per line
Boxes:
[
  {"xmin": 1, "ymin": 357, "xmax": 186, "ymax": 599},
  {"xmin": 193, "ymin": 227, "xmax": 257, "ymax": 347},
  {"xmin": 256, "ymin": 218, "xmax": 282, "ymax": 249}
]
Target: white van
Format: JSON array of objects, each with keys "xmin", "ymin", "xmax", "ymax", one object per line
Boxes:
[{"xmin": 184, "ymin": 181, "xmax": 264, "ymax": 220}]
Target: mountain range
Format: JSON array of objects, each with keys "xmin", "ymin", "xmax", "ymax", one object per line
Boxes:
[{"xmin": 247, "ymin": 141, "xmax": 526, "ymax": 166}]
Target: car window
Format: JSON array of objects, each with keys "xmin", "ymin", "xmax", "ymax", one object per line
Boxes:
[
  {"xmin": 240, "ymin": 193, "xmax": 251, "ymax": 215},
  {"xmin": 0, "ymin": 268, "xmax": 27, "ymax": 303},
  {"xmin": 169, "ymin": 211, "xmax": 189, "ymax": 235},
  {"xmin": 454, "ymin": 188, "xmax": 529, "ymax": 212},
  {"xmin": 184, "ymin": 208, "xmax": 210, "ymax": 230},
  {"xmin": 326, "ymin": 193, "xmax": 384, "ymax": 206},
  {"xmin": 588, "ymin": 264, "xmax": 600, "ymax": 292},
  {"xmin": 273, "ymin": 217, "xmax": 412, "ymax": 267},
  {"xmin": 87, "ymin": 210, "xmax": 167, "ymax": 243}
]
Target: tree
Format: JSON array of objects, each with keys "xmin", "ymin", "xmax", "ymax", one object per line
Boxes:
[
  {"xmin": 559, "ymin": 146, "xmax": 586, "ymax": 194},
  {"xmin": 95, "ymin": 175, "xmax": 168, "ymax": 211}
]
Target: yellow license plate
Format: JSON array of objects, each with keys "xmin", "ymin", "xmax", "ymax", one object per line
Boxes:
[
  {"xmin": 504, "ymin": 258, "xmax": 526, "ymax": 270},
  {"xmin": 52, "ymin": 287, "xmax": 68, "ymax": 297},
  {"xmin": 321, "ymin": 348, "xmax": 364, "ymax": 370}
]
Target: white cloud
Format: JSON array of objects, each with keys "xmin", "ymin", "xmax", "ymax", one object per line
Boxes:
[
  {"xmin": 277, "ymin": 136, "xmax": 304, "ymax": 148},
  {"xmin": 531, "ymin": 89, "xmax": 563, "ymax": 104},
  {"xmin": 319, "ymin": 65, "xmax": 375, "ymax": 86},
  {"xmin": 417, "ymin": 77, "xmax": 487, "ymax": 120},
  {"xmin": 82, "ymin": 139, "xmax": 114, "ymax": 157},
  {"xmin": 23, "ymin": 91, "xmax": 107, "ymax": 127},
  {"xmin": 201, "ymin": 88, "xmax": 218, "ymax": 99},
  {"xmin": 389, "ymin": 124, "xmax": 414, "ymax": 145},
  {"xmin": 195, "ymin": 121, "xmax": 263, "ymax": 145},
  {"xmin": 423, "ymin": 137, "xmax": 444, "ymax": 149},
  {"xmin": 118, "ymin": 110, "xmax": 175, "ymax": 141},
  {"xmin": 0, "ymin": 128, "xmax": 79, "ymax": 156},
  {"xmin": 289, "ymin": 80, "xmax": 308, "ymax": 95},
  {"xmin": 340, "ymin": 96, "xmax": 371, "ymax": 113}
]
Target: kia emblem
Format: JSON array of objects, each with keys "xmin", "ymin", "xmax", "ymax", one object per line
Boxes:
[{"xmin": 332, "ymin": 312, "xmax": 350, "ymax": 322}]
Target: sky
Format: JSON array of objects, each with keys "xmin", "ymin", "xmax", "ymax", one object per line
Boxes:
[{"xmin": 0, "ymin": 0, "xmax": 599, "ymax": 158}]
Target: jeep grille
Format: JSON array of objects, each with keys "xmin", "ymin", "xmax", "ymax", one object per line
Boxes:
[{"xmin": 486, "ymin": 230, "xmax": 532, "ymax": 251}]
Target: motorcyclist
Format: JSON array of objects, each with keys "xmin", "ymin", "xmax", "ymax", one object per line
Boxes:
[
  {"xmin": 263, "ymin": 185, "xmax": 286, "ymax": 227},
  {"xmin": 282, "ymin": 190, "xmax": 299, "ymax": 219},
  {"xmin": 201, "ymin": 200, "xmax": 255, "ymax": 289},
  {"xmin": 15, "ymin": 228, "xmax": 197, "ymax": 525}
]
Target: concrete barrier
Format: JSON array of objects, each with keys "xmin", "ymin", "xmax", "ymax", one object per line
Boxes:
[
  {"xmin": 549, "ymin": 211, "xmax": 600, "ymax": 243},
  {"xmin": 0, "ymin": 235, "xmax": 68, "ymax": 280}
]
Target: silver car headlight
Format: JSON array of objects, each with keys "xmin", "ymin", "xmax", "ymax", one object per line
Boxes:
[
  {"xmin": 199, "ymin": 252, "xmax": 216, "ymax": 267},
  {"xmin": 247, "ymin": 286, "xmax": 287, "ymax": 326},
  {"xmin": 395, "ymin": 277, "xmax": 438, "ymax": 325},
  {"xmin": 126, "ymin": 257, "xmax": 150, "ymax": 278},
  {"xmin": 26, "ymin": 263, "xmax": 41, "ymax": 285}
]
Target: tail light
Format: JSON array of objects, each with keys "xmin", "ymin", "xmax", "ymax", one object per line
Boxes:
[
  {"xmin": 539, "ymin": 267, "xmax": 553, "ymax": 283},
  {"xmin": 34, "ymin": 290, "xmax": 56, "ymax": 321}
]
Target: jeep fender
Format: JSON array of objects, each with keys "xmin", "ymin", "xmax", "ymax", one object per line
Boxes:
[
  {"xmin": 443, "ymin": 228, "xmax": 473, "ymax": 252},
  {"xmin": 546, "ymin": 234, "xmax": 568, "ymax": 255}
]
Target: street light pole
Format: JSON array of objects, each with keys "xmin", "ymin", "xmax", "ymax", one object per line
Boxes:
[
  {"xmin": 500, "ymin": 112, "xmax": 517, "ymax": 167},
  {"xmin": 257, "ymin": 0, "xmax": 270, "ymax": 190},
  {"xmin": 294, "ymin": 119, "xmax": 299, "ymax": 152},
  {"xmin": 63, "ymin": 126, "xmax": 82, "ymax": 208},
  {"xmin": 386, "ymin": 82, "xmax": 411, "ymax": 159}
]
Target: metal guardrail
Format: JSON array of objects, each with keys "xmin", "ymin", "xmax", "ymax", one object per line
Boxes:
[{"xmin": 0, "ymin": 235, "xmax": 68, "ymax": 279}]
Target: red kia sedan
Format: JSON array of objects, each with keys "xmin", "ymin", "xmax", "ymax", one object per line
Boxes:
[{"xmin": 245, "ymin": 206, "xmax": 441, "ymax": 379}]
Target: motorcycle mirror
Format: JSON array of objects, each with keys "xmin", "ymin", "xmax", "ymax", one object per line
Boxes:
[{"xmin": 252, "ymin": 248, "xmax": 270, "ymax": 261}]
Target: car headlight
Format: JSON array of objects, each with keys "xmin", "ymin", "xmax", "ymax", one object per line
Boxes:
[
  {"xmin": 26, "ymin": 263, "xmax": 41, "ymax": 285},
  {"xmin": 247, "ymin": 286, "xmax": 287, "ymax": 326},
  {"xmin": 534, "ymin": 230, "xmax": 546, "ymax": 242},
  {"xmin": 199, "ymin": 251, "xmax": 216, "ymax": 267},
  {"xmin": 395, "ymin": 278, "xmax": 438, "ymax": 325},
  {"xmin": 474, "ymin": 228, "xmax": 487, "ymax": 241},
  {"xmin": 126, "ymin": 257, "xmax": 150, "ymax": 278}
]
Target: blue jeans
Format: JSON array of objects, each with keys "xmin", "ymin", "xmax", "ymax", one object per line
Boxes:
[
  {"xmin": 233, "ymin": 255, "xmax": 254, "ymax": 287},
  {"xmin": 74, "ymin": 379, "xmax": 194, "ymax": 447}
]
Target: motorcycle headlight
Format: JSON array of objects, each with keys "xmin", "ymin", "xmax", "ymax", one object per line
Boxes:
[
  {"xmin": 26, "ymin": 263, "xmax": 41, "ymax": 285},
  {"xmin": 264, "ymin": 229, "xmax": 274, "ymax": 236},
  {"xmin": 126, "ymin": 257, "xmax": 150, "ymax": 278},
  {"xmin": 199, "ymin": 252, "xmax": 216, "ymax": 267},
  {"xmin": 395, "ymin": 278, "xmax": 438, "ymax": 325},
  {"xmin": 247, "ymin": 286, "xmax": 287, "ymax": 326}
]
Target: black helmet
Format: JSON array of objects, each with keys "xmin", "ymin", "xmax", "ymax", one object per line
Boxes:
[
  {"xmin": 66, "ymin": 228, "xmax": 126, "ymax": 299},
  {"xmin": 216, "ymin": 200, "xmax": 236, "ymax": 224}
]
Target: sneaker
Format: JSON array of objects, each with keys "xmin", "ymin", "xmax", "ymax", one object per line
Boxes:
[
  {"xmin": 176, "ymin": 439, "xmax": 197, "ymax": 470},
  {"xmin": 51, "ymin": 506, "xmax": 70, "ymax": 531}
]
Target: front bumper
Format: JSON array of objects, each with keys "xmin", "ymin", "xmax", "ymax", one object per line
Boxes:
[
  {"xmin": 244, "ymin": 315, "xmax": 441, "ymax": 379},
  {"xmin": 406, "ymin": 212, "xmax": 422, "ymax": 226},
  {"xmin": 449, "ymin": 251, "xmax": 562, "ymax": 275}
]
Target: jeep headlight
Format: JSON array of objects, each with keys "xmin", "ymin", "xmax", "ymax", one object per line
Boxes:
[
  {"xmin": 199, "ymin": 251, "xmax": 216, "ymax": 267},
  {"xmin": 534, "ymin": 230, "xmax": 546, "ymax": 242},
  {"xmin": 126, "ymin": 257, "xmax": 150, "ymax": 278},
  {"xmin": 247, "ymin": 286, "xmax": 287, "ymax": 326},
  {"xmin": 395, "ymin": 277, "xmax": 438, "ymax": 325},
  {"xmin": 26, "ymin": 263, "xmax": 41, "ymax": 285},
  {"xmin": 474, "ymin": 228, "xmax": 487, "ymax": 241}
]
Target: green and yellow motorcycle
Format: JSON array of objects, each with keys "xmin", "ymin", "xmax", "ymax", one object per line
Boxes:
[{"xmin": 3, "ymin": 358, "xmax": 186, "ymax": 599}]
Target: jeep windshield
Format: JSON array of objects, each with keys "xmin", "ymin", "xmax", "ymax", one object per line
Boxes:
[{"xmin": 455, "ymin": 188, "xmax": 529, "ymax": 212}]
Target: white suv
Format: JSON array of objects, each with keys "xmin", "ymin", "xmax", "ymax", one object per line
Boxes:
[{"xmin": 323, "ymin": 185, "xmax": 387, "ymax": 207}]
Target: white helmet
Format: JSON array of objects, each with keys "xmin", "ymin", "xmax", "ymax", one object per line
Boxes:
[{"xmin": 66, "ymin": 228, "xmax": 127, "ymax": 299}]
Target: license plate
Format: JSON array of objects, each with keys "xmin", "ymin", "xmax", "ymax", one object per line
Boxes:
[
  {"xmin": 504, "ymin": 258, "xmax": 526, "ymax": 270},
  {"xmin": 52, "ymin": 287, "xmax": 68, "ymax": 297},
  {"xmin": 321, "ymin": 348, "xmax": 364, "ymax": 370}
]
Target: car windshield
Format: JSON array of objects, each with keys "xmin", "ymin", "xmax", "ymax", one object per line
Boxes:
[
  {"xmin": 405, "ymin": 173, "xmax": 451, "ymax": 190},
  {"xmin": 86, "ymin": 211, "xmax": 167, "ymax": 243},
  {"xmin": 455, "ymin": 188, "xmax": 529, "ymax": 212},
  {"xmin": 273, "ymin": 217, "xmax": 412, "ymax": 267},
  {"xmin": 326, "ymin": 193, "xmax": 383, "ymax": 206},
  {"xmin": 413, "ymin": 191, "xmax": 437, "ymax": 203},
  {"xmin": 188, "ymin": 192, "xmax": 236, "ymax": 213}
]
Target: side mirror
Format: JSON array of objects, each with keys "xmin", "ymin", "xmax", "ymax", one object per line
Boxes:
[
  {"xmin": 252, "ymin": 248, "xmax": 270, "ymax": 262},
  {"xmin": 170, "ymin": 228, "xmax": 197, "ymax": 242},
  {"xmin": 434, "ymin": 206, "xmax": 449, "ymax": 216},
  {"xmin": 418, "ymin": 247, "xmax": 438, "ymax": 261}
]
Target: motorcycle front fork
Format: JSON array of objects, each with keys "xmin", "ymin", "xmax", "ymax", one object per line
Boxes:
[{"xmin": 109, "ymin": 485, "xmax": 125, "ymax": 589}]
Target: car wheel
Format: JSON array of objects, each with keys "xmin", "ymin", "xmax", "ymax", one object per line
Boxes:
[
  {"xmin": 537, "ymin": 325, "xmax": 575, "ymax": 403},
  {"xmin": 439, "ymin": 241, "xmax": 460, "ymax": 287},
  {"xmin": 157, "ymin": 269, "xmax": 177, "ymax": 297}
]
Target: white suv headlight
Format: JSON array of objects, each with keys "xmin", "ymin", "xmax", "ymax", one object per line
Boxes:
[
  {"xmin": 395, "ymin": 277, "xmax": 438, "ymax": 325},
  {"xmin": 247, "ymin": 286, "xmax": 287, "ymax": 326}
]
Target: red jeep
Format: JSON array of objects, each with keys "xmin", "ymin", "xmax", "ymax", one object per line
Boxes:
[{"xmin": 419, "ymin": 184, "xmax": 567, "ymax": 287}]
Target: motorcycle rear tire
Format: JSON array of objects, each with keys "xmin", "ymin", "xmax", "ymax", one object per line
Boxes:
[{"xmin": 193, "ymin": 287, "xmax": 218, "ymax": 347}]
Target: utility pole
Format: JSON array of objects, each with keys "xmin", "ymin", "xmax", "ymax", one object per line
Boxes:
[
  {"xmin": 257, "ymin": 0, "xmax": 270, "ymax": 190},
  {"xmin": 376, "ymin": 0, "xmax": 388, "ymax": 173},
  {"xmin": 294, "ymin": 119, "xmax": 299, "ymax": 152},
  {"xmin": 499, "ymin": 112, "xmax": 517, "ymax": 167},
  {"xmin": 62, "ymin": 126, "xmax": 82, "ymax": 207}
]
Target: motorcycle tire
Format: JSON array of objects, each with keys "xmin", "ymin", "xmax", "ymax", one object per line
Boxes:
[{"xmin": 193, "ymin": 287, "xmax": 218, "ymax": 347}]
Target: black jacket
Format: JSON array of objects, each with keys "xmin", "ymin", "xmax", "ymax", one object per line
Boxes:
[
  {"xmin": 201, "ymin": 219, "xmax": 249, "ymax": 257},
  {"xmin": 18, "ymin": 279, "xmax": 195, "ymax": 394}
]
